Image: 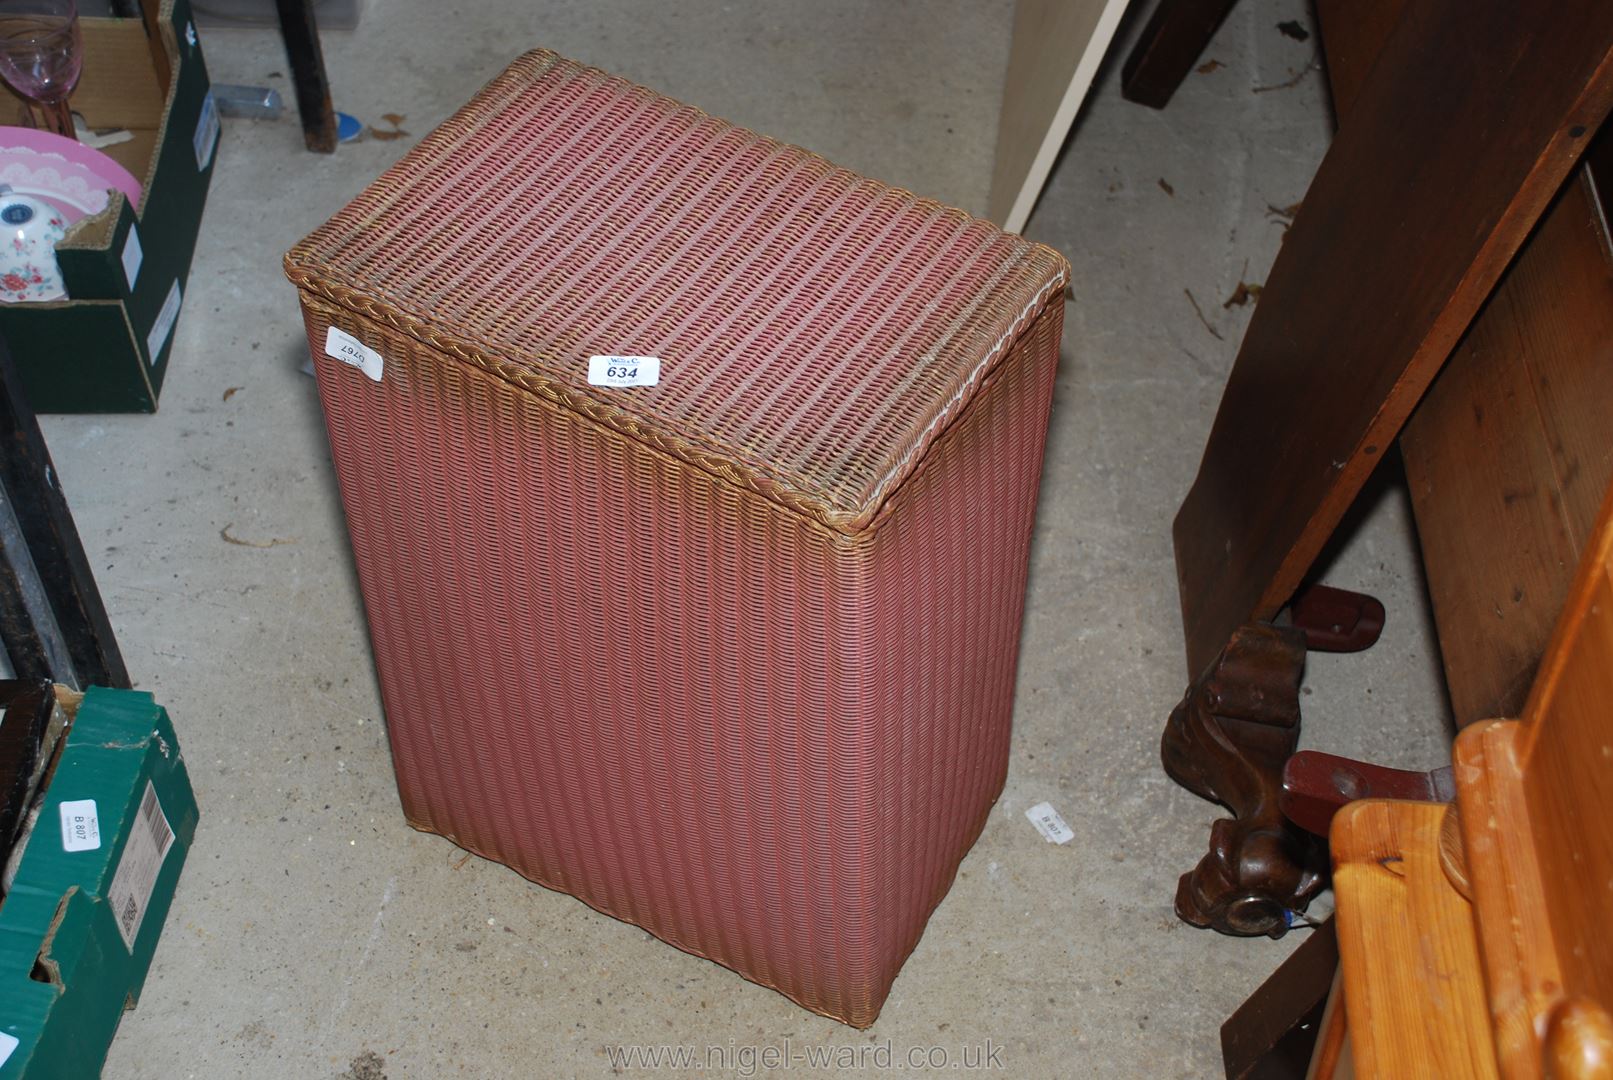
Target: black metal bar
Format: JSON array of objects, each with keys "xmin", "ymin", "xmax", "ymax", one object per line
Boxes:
[
  {"xmin": 0, "ymin": 337, "xmax": 128, "ymax": 688},
  {"xmin": 275, "ymin": 0, "xmax": 338, "ymax": 153}
]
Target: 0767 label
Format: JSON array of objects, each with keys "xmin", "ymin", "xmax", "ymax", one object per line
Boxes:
[{"xmin": 324, "ymin": 326, "xmax": 385, "ymax": 382}]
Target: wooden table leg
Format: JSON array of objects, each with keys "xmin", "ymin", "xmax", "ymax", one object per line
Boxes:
[
  {"xmin": 1120, "ymin": 0, "xmax": 1239, "ymax": 109},
  {"xmin": 1166, "ymin": 0, "xmax": 1613, "ymax": 929},
  {"xmin": 1163, "ymin": 623, "xmax": 1326, "ymax": 936},
  {"xmin": 275, "ymin": 0, "xmax": 337, "ymax": 153},
  {"xmin": 1221, "ymin": 916, "xmax": 1338, "ymax": 1079}
]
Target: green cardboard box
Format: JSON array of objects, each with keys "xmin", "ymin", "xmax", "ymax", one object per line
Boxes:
[
  {"xmin": 0, "ymin": 0, "xmax": 218, "ymax": 413},
  {"xmin": 0, "ymin": 687, "xmax": 198, "ymax": 1079}
]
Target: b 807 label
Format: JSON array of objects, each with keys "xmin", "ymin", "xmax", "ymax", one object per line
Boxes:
[{"xmin": 59, "ymin": 799, "xmax": 101, "ymax": 852}]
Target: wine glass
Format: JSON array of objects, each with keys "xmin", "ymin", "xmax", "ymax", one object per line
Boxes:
[{"xmin": 0, "ymin": 0, "xmax": 82, "ymax": 140}]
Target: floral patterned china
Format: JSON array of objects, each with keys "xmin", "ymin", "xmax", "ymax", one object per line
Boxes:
[{"xmin": 0, "ymin": 186, "xmax": 65, "ymax": 301}]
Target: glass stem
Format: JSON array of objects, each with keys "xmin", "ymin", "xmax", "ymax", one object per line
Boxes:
[{"xmin": 42, "ymin": 96, "xmax": 74, "ymax": 140}]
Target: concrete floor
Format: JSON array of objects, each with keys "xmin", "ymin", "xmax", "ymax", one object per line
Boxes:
[{"xmin": 40, "ymin": 0, "xmax": 1453, "ymax": 1076}]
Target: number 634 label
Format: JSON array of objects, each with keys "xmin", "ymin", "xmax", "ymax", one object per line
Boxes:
[{"xmin": 588, "ymin": 355, "xmax": 661, "ymax": 388}]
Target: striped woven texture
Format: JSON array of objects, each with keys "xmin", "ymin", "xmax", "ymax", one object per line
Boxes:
[{"xmin": 286, "ymin": 49, "xmax": 1068, "ymax": 1027}]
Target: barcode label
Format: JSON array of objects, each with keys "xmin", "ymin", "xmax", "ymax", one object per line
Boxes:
[
  {"xmin": 587, "ymin": 355, "xmax": 661, "ymax": 388},
  {"xmin": 107, "ymin": 781, "xmax": 175, "ymax": 951},
  {"xmin": 141, "ymin": 782, "xmax": 174, "ymax": 855},
  {"xmin": 1025, "ymin": 801, "xmax": 1075, "ymax": 845}
]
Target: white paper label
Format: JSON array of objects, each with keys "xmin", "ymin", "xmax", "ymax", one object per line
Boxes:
[
  {"xmin": 193, "ymin": 89, "xmax": 219, "ymax": 171},
  {"xmin": 587, "ymin": 355, "xmax": 661, "ymax": 388},
  {"xmin": 324, "ymin": 326, "xmax": 384, "ymax": 381},
  {"xmin": 107, "ymin": 781, "xmax": 175, "ymax": 951},
  {"xmin": 146, "ymin": 280, "xmax": 181, "ymax": 366},
  {"xmin": 1025, "ymin": 801, "xmax": 1074, "ymax": 845},
  {"xmin": 0, "ymin": 1031, "xmax": 17, "ymax": 1066},
  {"xmin": 59, "ymin": 799, "xmax": 100, "ymax": 852},
  {"xmin": 120, "ymin": 223, "xmax": 142, "ymax": 291}
]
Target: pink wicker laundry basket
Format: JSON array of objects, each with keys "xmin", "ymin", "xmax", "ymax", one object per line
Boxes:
[{"xmin": 285, "ymin": 49, "xmax": 1067, "ymax": 1027}]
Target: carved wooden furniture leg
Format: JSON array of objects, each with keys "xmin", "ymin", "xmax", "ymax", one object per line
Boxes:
[
  {"xmin": 1162, "ymin": 623, "xmax": 1325, "ymax": 937},
  {"xmin": 1119, "ymin": 0, "xmax": 1239, "ymax": 109},
  {"xmin": 1162, "ymin": 583, "xmax": 1381, "ymax": 936}
]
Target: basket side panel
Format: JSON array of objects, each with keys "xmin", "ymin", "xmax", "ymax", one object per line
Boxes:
[
  {"xmin": 296, "ymin": 294, "xmax": 1062, "ymax": 1026},
  {"xmin": 853, "ymin": 302, "xmax": 1063, "ymax": 1006}
]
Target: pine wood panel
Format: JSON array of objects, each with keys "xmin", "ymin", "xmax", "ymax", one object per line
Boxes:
[
  {"xmin": 1516, "ymin": 484, "xmax": 1613, "ymax": 1030},
  {"xmin": 1330, "ymin": 800, "xmax": 1498, "ymax": 1079},
  {"xmin": 1400, "ymin": 165, "xmax": 1613, "ymax": 725}
]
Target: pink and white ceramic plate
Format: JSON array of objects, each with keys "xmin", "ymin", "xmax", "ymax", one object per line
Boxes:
[{"xmin": 0, "ymin": 126, "xmax": 143, "ymax": 224}]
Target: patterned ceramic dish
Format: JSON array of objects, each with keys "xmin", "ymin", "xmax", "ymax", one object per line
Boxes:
[{"xmin": 0, "ymin": 190, "xmax": 67, "ymax": 302}]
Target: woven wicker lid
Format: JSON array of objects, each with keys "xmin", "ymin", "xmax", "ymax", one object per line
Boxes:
[{"xmin": 286, "ymin": 49, "xmax": 1068, "ymax": 535}]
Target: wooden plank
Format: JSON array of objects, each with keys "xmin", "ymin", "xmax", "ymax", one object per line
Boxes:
[
  {"xmin": 1312, "ymin": 0, "xmax": 1407, "ymax": 123},
  {"xmin": 1171, "ymin": 0, "xmax": 1613, "ymax": 678},
  {"xmin": 1515, "ymin": 484, "xmax": 1613, "ymax": 1025},
  {"xmin": 275, "ymin": 0, "xmax": 337, "ymax": 154},
  {"xmin": 1452, "ymin": 721, "xmax": 1560, "ymax": 1075},
  {"xmin": 1401, "ymin": 165, "xmax": 1613, "ymax": 724},
  {"xmin": 1320, "ymin": 0, "xmax": 1613, "ymax": 725},
  {"xmin": 1330, "ymin": 800, "xmax": 1499, "ymax": 1079},
  {"xmin": 1220, "ymin": 916, "xmax": 1338, "ymax": 1079},
  {"xmin": 987, "ymin": 0, "xmax": 1133, "ymax": 232},
  {"xmin": 1118, "ymin": 0, "xmax": 1237, "ymax": 110},
  {"xmin": 1509, "ymin": 165, "xmax": 1613, "ymax": 549},
  {"xmin": 1303, "ymin": 972, "xmax": 1349, "ymax": 1080},
  {"xmin": 1449, "ymin": 476, "xmax": 1613, "ymax": 1073}
]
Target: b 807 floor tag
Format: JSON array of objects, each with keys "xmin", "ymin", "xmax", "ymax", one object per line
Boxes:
[
  {"xmin": 1025, "ymin": 801, "xmax": 1075, "ymax": 845},
  {"xmin": 588, "ymin": 355, "xmax": 660, "ymax": 388}
]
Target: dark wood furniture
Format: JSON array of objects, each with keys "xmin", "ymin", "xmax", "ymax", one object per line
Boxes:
[
  {"xmin": 1221, "ymin": 917, "xmax": 1338, "ymax": 1080},
  {"xmin": 1151, "ymin": 0, "xmax": 1613, "ymax": 939},
  {"xmin": 0, "ymin": 335, "xmax": 127, "ymax": 689},
  {"xmin": 1120, "ymin": 0, "xmax": 1238, "ymax": 109},
  {"xmin": 1119, "ymin": 1, "xmax": 1613, "ymax": 1073},
  {"xmin": 274, "ymin": 0, "xmax": 337, "ymax": 153}
]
